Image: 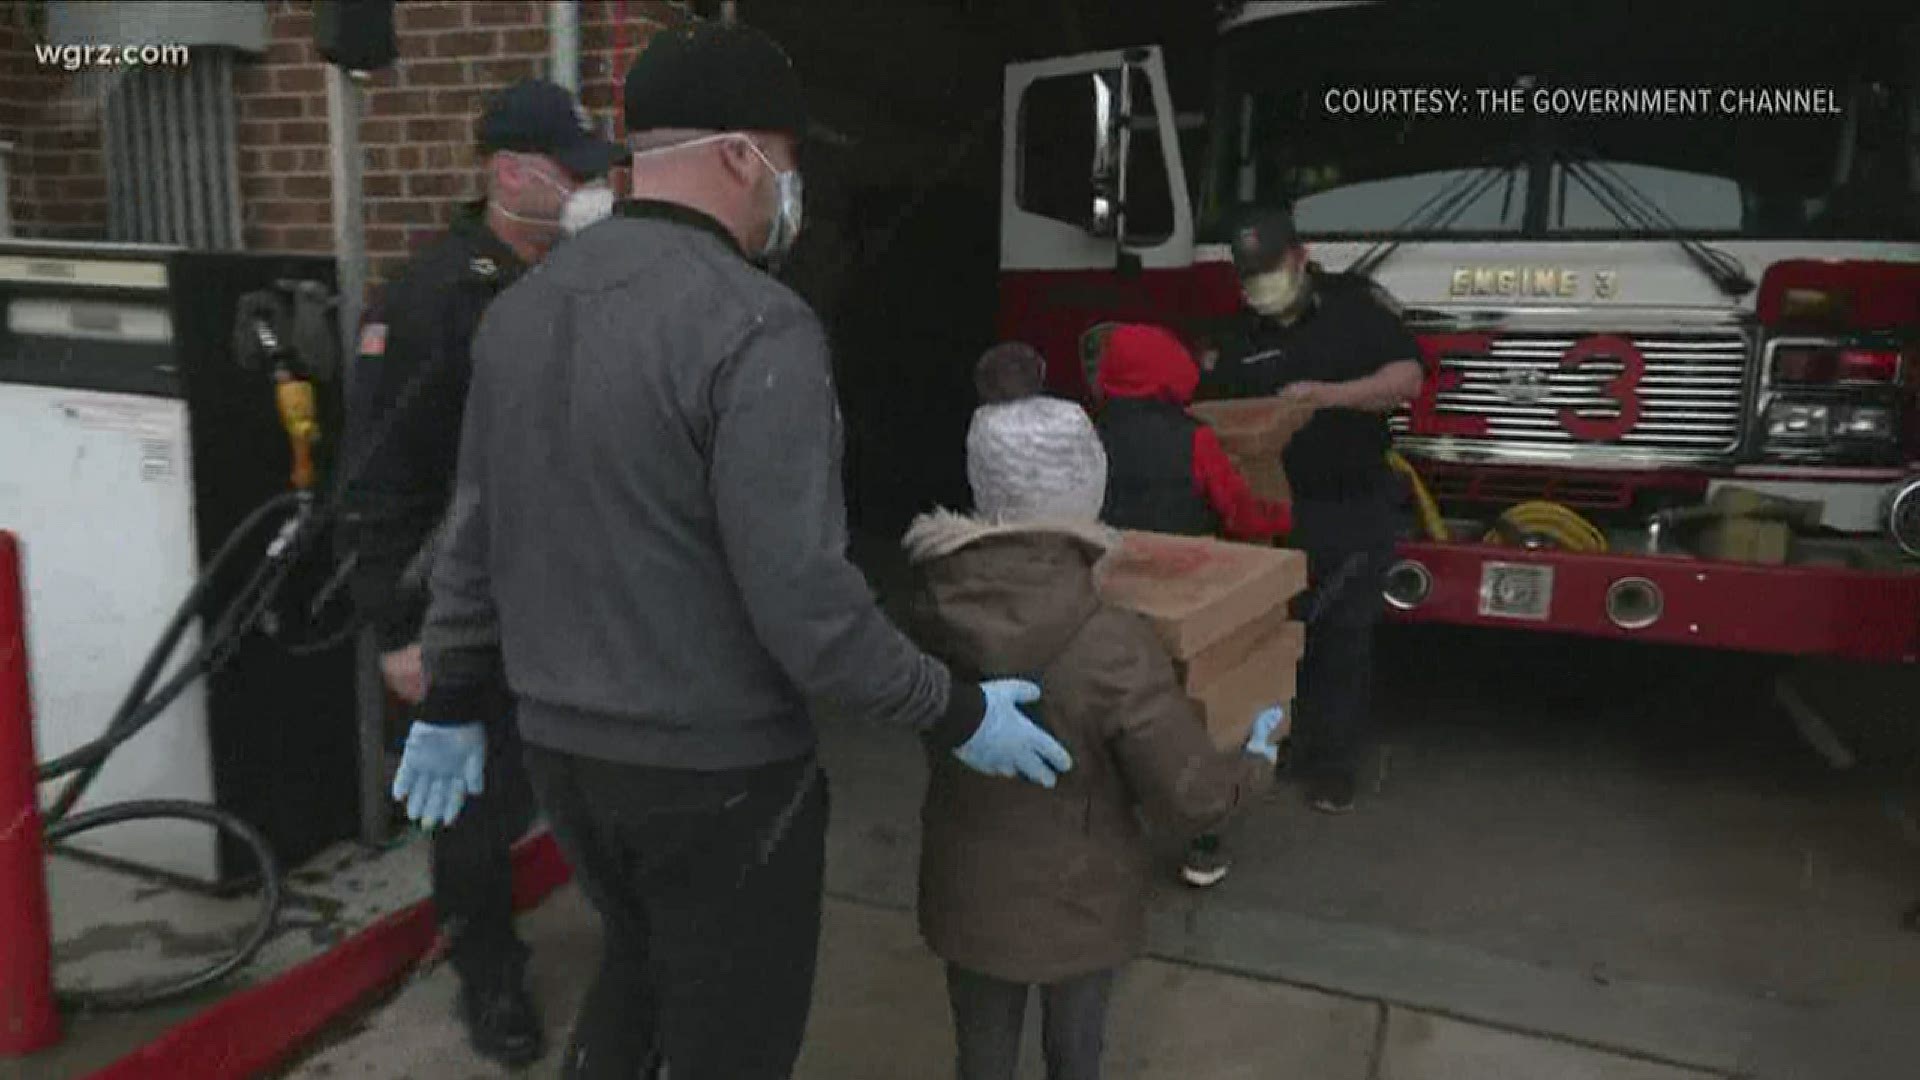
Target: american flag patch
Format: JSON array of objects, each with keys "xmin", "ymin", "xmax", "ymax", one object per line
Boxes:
[{"xmin": 358, "ymin": 322, "xmax": 387, "ymax": 357}]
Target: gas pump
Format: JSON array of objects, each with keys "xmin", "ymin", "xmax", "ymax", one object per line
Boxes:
[{"xmin": 0, "ymin": 242, "xmax": 361, "ymax": 1007}]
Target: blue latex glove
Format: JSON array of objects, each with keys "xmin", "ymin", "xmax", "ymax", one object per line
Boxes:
[
  {"xmin": 1244, "ymin": 705, "xmax": 1290, "ymax": 765},
  {"xmin": 954, "ymin": 679, "xmax": 1074, "ymax": 788},
  {"xmin": 391, "ymin": 722, "xmax": 486, "ymax": 829}
]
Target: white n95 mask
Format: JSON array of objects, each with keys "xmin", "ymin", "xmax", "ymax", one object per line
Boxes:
[{"xmin": 560, "ymin": 184, "xmax": 616, "ymax": 237}]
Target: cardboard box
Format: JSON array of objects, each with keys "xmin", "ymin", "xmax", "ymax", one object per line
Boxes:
[
  {"xmin": 1098, "ymin": 531, "xmax": 1309, "ymax": 659},
  {"xmin": 1190, "ymin": 397, "xmax": 1315, "ymax": 459},
  {"xmin": 1229, "ymin": 451, "xmax": 1293, "ymax": 505},
  {"xmin": 1177, "ymin": 611, "xmax": 1303, "ymax": 694},
  {"xmin": 1187, "ymin": 625, "xmax": 1299, "ymax": 749}
]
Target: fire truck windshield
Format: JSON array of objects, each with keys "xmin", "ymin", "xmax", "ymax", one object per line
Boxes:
[{"xmin": 1199, "ymin": 3, "xmax": 1920, "ymax": 244}]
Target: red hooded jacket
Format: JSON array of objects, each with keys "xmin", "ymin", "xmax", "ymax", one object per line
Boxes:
[{"xmin": 1094, "ymin": 325, "xmax": 1292, "ymax": 541}]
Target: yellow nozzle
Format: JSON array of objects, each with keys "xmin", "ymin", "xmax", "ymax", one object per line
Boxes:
[{"xmin": 274, "ymin": 372, "xmax": 319, "ymax": 491}]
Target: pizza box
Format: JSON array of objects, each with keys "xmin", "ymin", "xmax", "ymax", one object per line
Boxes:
[
  {"xmin": 1190, "ymin": 397, "xmax": 1315, "ymax": 458},
  {"xmin": 1098, "ymin": 531, "xmax": 1308, "ymax": 659},
  {"xmin": 1178, "ymin": 611, "xmax": 1303, "ymax": 695},
  {"xmin": 1188, "ymin": 629, "xmax": 1299, "ymax": 750}
]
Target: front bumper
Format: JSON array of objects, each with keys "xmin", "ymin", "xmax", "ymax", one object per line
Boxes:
[{"xmin": 1382, "ymin": 539, "xmax": 1920, "ymax": 664}]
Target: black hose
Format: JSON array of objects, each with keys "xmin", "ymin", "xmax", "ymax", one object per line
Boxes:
[
  {"xmin": 34, "ymin": 493, "xmax": 317, "ymax": 1011},
  {"xmin": 45, "ymin": 801, "xmax": 282, "ymax": 1011}
]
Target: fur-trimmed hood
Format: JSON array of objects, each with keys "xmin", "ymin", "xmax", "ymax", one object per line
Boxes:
[
  {"xmin": 902, "ymin": 509, "xmax": 1118, "ymax": 565},
  {"xmin": 901, "ymin": 510, "xmax": 1117, "ymax": 680}
]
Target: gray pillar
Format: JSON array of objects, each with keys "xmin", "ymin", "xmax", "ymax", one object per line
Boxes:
[
  {"xmin": 548, "ymin": 2, "xmax": 580, "ymax": 92},
  {"xmin": 325, "ymin": 63, "xmax": 387, "ymax": 844}
]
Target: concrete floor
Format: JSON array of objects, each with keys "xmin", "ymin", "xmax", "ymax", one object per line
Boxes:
[
  {"xmin": 5, "ymin": 838, "xmax": 436, "ymax": 1080},
  {"xmin": 17, "ymin": 616, "xmax": 1918, "ymax": 1079},
  {"xmin": 284, "ymin": 624, "xmax": 1920, "ymax": 1080},
  {"xmin": 286, "ymin": 889, "xmax": 1726, "ymax": 1080}
]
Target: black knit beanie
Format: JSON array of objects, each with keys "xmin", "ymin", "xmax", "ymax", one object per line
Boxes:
[{"xmin": 624, "ymin": 22, "xmax": 808, "ymax": 137}]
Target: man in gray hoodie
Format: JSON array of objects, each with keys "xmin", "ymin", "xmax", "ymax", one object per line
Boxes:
[{"xmin": 398, "ymin": 22, "xmax": 1072, "ymax": 1080}]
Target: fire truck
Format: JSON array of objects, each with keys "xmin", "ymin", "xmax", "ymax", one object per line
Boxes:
[{"xmin": 997, "ymin": 0, "xmax": 1920, "ymax": 663}]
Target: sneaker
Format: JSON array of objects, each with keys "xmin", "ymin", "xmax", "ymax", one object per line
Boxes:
[
  {"xmin": 1180, "ymin": 840, "xmax": 1231, "ymax": 888},
  {"xmin": 1307, "ymin": 772, "xmax": 1356, "ymax": 815},
  {"xmin": 459, "ymin": 972, "xmax": 546, "ymax": 1068}
]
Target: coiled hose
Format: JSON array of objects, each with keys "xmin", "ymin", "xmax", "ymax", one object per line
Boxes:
[
  {"xmin": 1385, "ymin": 452, "xmax": 1606, "ymax": 554},
  {"xmin": 35, "ymin": 491, "xmax": 326, "ymax": 1010},
  {"xmin": 1485, "ymin": 500, "xmax": 1608, "ymax": 554}
]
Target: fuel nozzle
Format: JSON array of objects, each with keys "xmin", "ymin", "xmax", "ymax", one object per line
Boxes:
[{"xmin": 274, "ymin": 367, "xmax": 320, "ymax": 492}]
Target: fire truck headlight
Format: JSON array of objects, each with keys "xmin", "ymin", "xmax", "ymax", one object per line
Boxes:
[
  {"xmin": 1766, "ymin": 400, "xmax": 1832, "ymax": 440},
  {"xmin": 1383, "ymin": 559, "xmax": 1433, "ymax": 611},
  {"xmin": 1837, "ymin": 405, "xmax": 1893, "ymax": 439},
  {"xmin": 1605, "ymin": 577, "xmax": 1664, "ymax": 631},
  {"xmin": 1885, "ymin": 478, "xmax": 1920, "ymax": 560}
]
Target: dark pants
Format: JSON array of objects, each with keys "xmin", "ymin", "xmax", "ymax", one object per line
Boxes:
[
  {"xmin": 1289, "ymin": 490, "xmax": 1404, "ymax": 779},
  {"xmin": 429, "ymin": 713, "xmax": 536, "ymax": 990},
  {"xmin": 946, "ymin": 964, "xmax": 1116, "ymax": 1080},
  {"xmin": 525, "ymin": 746, "xmax": 828, "ymax": 1080}
]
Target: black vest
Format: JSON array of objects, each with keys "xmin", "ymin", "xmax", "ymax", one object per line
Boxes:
[{"xmin": 1096, "ymin": 398, "xmax": 1220, "ymax": 537}]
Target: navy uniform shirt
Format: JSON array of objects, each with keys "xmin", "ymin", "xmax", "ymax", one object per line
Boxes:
[
  {"xmin": 342, "ymin": 202, "xmax": 527, "ymax": 651},
  {"xmin": 1202, "ymin": 271, "xmax": 1418, "ymax": 501}
]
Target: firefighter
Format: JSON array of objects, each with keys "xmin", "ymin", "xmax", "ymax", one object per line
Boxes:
[
  {"xmin": 342, "ymin": 79, "xmax": 622, "ymax": 1068},
  {"xmin": 1204, "ymin": 209, "xmax": 1425, "ymax": 814},
  {"xmin": 402, "ymin": 24, "xmax": 1070, "ymax": 1080}
]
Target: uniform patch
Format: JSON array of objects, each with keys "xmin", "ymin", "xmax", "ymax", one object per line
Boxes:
[{"xmin": 358, "ymin": 322, "xmax": 387, "ymax": 357}]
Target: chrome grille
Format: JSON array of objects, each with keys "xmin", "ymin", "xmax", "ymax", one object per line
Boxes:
[{"xmin": 1390, "ymin": 330, "xmax": 1752, "ymax": 461}]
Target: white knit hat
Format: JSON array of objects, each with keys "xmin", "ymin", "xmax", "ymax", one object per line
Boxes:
[{"xmin": 966, "ymin": 396, "xmax": 1108, "ymax": 523}]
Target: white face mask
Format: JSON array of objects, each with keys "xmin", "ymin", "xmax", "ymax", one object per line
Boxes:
[
  {"xmin": 739, "ymin": 138, "xmax": 804, "ymax": 262},
  {"xmin": 1242, "ymin": 261, "xmax": 1310, "ymax": 321},
  {"xmin": 491, "ymin": 152, "xmax": 578, "ymax": 232},
  {"xmin": 559, "ymin": 184, "xmax": 615, "ymax": 236},
  {"xmin": 630, "ymin": 132, "xmax": 804, "ymax": 262}
]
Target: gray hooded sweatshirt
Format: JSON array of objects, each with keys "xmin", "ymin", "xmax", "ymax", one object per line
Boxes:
[{"xmin": 420, "ymin": 200, "xmax": 982, "ymax": 768}]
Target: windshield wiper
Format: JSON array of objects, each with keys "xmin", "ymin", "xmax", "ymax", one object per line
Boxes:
[
  {"xmin": 1346, "ymin": 154, "xmax": 1525, "ymax": 279},
  {"xmin": 1556, "ymin": 145, "xmax": 1755, "ymax": 297}
]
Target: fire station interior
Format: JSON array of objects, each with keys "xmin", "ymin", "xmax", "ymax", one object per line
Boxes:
[
  {"xmin": 633, "ymin": 2, "xmax": 1920, "ymax": 1070},
  {"xmin": 3, "ymin": 1, "xmax": 1919, "ymax": 1075}
]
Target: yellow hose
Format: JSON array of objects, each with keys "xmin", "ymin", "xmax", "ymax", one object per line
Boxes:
[
  {"xmin": 1385, "ymin": 451, "xmax": 1605, "ymax": 553},
  {"xmin": 1386, "ymin": 450, "xmax": 1449, "ymax": 542},
  {"xmin": 1485, "ymin": 500, "xmax": 1608, "ymax": 553}
]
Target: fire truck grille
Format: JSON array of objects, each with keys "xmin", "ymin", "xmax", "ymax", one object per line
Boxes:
[{"xmin": 1390, "ymin": 330, "xmax": 1751, "ymax": 460}]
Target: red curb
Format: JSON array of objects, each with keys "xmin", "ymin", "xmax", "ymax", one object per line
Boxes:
[{"xmin": 81, "ymin": 830, "xmax": 573, "ymax": 1080}]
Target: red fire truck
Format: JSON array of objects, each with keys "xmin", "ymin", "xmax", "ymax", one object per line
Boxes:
[{"xmin": 997, "ymin": 1, "xmax": 1920, "ymax": 663}]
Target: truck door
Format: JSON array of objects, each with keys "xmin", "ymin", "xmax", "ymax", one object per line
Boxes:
[{"xmin": 998, "ymin": 47, "xmax": 1199, "ymax": 397}]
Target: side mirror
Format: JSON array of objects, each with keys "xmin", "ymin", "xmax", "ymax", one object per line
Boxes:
[
  {"xmin": 1088, "ymin": 69, "xmax": 1123, "ymax": 239},
  {"xmin": 1090, "ymin": 62, "xmax": 1150, "ymax": 277}
]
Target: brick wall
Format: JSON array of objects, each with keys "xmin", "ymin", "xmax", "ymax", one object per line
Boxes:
[
  {"xmin": 0, "ymin": 4, "xmax": 109, "ymax": 239},
  {"xmin": 3, "ymin": 1, "xmax": 689, "ymax": 279}
]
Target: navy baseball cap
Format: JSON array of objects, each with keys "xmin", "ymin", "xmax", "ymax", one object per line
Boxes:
[
  {"xmin": 1231, "ymin": 208, "xmax": 1303, "ymax": 276},
  {"xmin": 476, "ymin": 79, "xmax": 626, "ymax": 180}
]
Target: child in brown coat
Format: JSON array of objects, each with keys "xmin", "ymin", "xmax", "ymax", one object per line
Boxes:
[{"xmin": 903, "ymin": 379, "xmax": 1287, "ymax": 1080}]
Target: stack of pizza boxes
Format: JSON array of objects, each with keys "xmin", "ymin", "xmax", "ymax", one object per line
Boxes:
[{"xmin": 1096, "ymin": 395, "xmax": 1312, "ymax": 749}]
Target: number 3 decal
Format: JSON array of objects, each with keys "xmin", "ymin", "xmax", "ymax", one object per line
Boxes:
[{"xmin": 1558, "ymin": 334, "xmax": 1645, "ymax": 442}]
